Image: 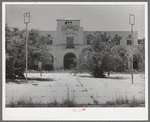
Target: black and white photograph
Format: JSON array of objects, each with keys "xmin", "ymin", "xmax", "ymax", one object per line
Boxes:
[{"xmin": 2, "ymin": 2, "xmax": 148, "ymax": 120}]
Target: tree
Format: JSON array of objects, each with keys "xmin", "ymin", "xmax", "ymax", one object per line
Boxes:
[
  {"xmin": 5, "ymin": 25, "xmax": 53, "ymax": 79},
  {"xmin": 27, "ymin": 29, "xmax": 41, "ymax": 70},
  {"xmin": 28, "ymin": 34, "xmax": 53, "ymax": 75},
  {"xmin": 101, "ymin": 34, "xmax": 124, "ymax": 77},
  {"xmin": 78, "ymin": 32, "xmax": 127, "ymax": 78},
  {"xmin": 26, "ymin": 30, "xmax": 53, "ymax": 71},
  {"xmin": 34, "ymin": 36, "xmax": 52, "ymax": 64},
  {"xmin": 6, "ymin": 25, "xmax": 26, "ymax": 79}
]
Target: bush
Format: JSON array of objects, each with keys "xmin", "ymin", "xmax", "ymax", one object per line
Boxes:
[
  {"xmin": 89, "ymin": 65, "xmax": 105, "ymax": 78},
  {"xmin": 78, "ymin": 32, "xmax": 127, "ymax": 77},
  {"xmin": 6, "ymin": 56, "xmax": 25, "ymax": 79},
  {"xmin": 44, "ymin": 64, "xmax": 54, "ymax": 71}
]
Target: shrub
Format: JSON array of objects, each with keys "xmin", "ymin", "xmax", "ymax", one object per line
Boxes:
[
  {"xmin": 89, "ymin": 65, "xmax": 106, "ymax": 78},
  {"xmin": 44, "ymin": 64, "xmax": 54, "ymax": 71},
  {"xmin": 78, "ymin": 32, "xmax": 127, "ymax": 78},
  {"xmin": 6, "ymin": 55, "xmax": 25, "ymax": 79}
]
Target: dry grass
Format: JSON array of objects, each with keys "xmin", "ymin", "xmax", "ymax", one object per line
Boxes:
[
  {"xmin": 105, "ymin": 97, "xmax": 145, "ymax": 107},
  {"xmin": 6, "ymin": 96, "xmax": 145, "ymax": 107},
  {"xmin": 6, "ymin": 98, "xmax": 77, "ymax": 107},
  {"xmin": 6, "ymin": 85, "xmax": 77, "ymax": 107}
]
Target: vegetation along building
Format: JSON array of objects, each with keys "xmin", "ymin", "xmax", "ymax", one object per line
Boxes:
[{"xmin": 38, "ymin": 18, "xmax": 144, "ymax": 70}]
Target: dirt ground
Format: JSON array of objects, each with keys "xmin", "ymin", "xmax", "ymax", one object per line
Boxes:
[{"xmin": 5, "ymin": 72, "xmax": 145, "ymax": 105}]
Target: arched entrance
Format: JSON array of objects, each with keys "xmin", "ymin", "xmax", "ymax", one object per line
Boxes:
[
  {"xmin": 133, "ymin": 55, "xmax": 138, "ymax": 69},
  {"xmin": 64, "ymin": 53, "xmax": 76, "ymax": 69},
  {"xmin": 43, "ymin": 53, "xmax": 54, "ymax": 71}
]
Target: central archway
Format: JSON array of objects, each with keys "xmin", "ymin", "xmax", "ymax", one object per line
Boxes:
[{"xmin": 64, "ymin": 53, "xmax": 76, "ymax": 69}]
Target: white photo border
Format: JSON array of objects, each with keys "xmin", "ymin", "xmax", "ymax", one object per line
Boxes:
[{"xmin": 2, "ymin": 2, "xmax": 148, "ymax": 121}]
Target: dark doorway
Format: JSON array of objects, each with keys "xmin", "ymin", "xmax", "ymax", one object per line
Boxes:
[
  {"xmin": 133, "ymin": 55, "xmax": 138, "ymax": 69},
  {"xmin": 64, "ymin": 53, "xmax": 76, "ymax": 69},
  {"xmin": 133, "ymin": 61, "xmax": 138, "ymax": 69}
]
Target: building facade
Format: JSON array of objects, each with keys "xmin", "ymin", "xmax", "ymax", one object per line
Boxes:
[{"xmin": 39, "ymin": 18, "xmax": 143, "ymax": 70}]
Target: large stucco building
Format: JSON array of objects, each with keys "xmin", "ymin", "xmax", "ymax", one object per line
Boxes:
[{"xmin": 39, "ymin": 18, "xmax": 143, "ymax": 70}]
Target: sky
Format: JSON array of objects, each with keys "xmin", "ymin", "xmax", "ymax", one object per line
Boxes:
[{"xmin": 5, "ymin": 3, "xmax": 146, "ymax": 39}]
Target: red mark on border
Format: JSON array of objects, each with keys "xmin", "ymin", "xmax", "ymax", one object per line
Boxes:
[
  {"xmin": 78, "ymin": 110, "xmax": 81, "ymax": 112},
  {"xmin": 72, "ymin": 108, "xmax": 86, "ymax": 112},
  {"xmin": 72, "ymin": 109, "xmax": 77, "ymax": 112}
]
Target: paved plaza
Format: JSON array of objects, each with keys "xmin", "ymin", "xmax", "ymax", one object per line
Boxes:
[{"xmin": 5, "ymin": 73, "xmax": 145, "ymax": 105}]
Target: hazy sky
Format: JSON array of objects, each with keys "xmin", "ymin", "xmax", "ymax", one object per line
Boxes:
[{"xmin": 5, "ymin": 3, "xmax": 145, "ymax": 39}]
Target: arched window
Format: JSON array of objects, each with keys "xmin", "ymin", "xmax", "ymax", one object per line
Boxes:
[
  {"xmin": 43, "ymin": 53, "xmax": 54, "ymax": 71},
  {"xmin": 133, "ymin": 55, "xmax": 138, "ymax": 69},
  {"xmin": 87, "ymin": 40, "xmax": 91, "ymax": 45}
]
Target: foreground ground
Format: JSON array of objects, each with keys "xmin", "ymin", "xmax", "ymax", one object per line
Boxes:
[{"xmin": 5, "ymin": 72, "xmax": 145, "ymax": 107}]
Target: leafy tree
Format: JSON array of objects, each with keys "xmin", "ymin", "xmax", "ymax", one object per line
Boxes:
[
  {"xmin": 28, "ymin": 33, "xmax": 54, "ymax": 72},
  {"xmin": 26, "ymin": 30, "xmax": 53, "ymax": 71},
  {"xmin": 27, "ymin": 29, "xmax": 41, "ymax": 70},
  {"xmin": 6, "ymin": 25, "xmax": 26, "ymax": 79},
  {"xmin": 6, "ymin": 25, "xmax": 53, "ymax": 79},
  {"xmin": 78, "ymin": 32, "xmax": 127, "ymax": 78},
  {"xmin": 33, "ymin": 36, "xmax": 52, "ymax": 65}
]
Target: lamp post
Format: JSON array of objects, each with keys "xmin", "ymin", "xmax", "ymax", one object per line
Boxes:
[
  {"xmin": 24, "ymin": 12, "xmax": 30, "ymax": 83},
  {"xmin": 129, "ymin": 14, "xmax": 135, "ymax": 84}
]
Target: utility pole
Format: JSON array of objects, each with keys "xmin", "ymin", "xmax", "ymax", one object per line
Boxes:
[
  {"xmin": 24, "ymin": 12, "xmax": 30, "ymax": 83},
  {"xmin": 129, "ymin": 14, "xmax": 135, "ymax": 84}
]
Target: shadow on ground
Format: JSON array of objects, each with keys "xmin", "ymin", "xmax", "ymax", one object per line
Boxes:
[
  {"xmin": 6, "ymin": 77, "xmax": 55, "ymax": 84},
  {"xmin": 27, "ymin": 77, "xmax": 54, "ymax": 81},
  {"xmin": 106, "ymin": 76, "xmax": 128, "ymax": 80},
  {"xmin": 77, "ymin": 75, "xmax": 128, "ymax": 80},
  {"xmin": 77, "ymin": 75, "xmax": 93, "ymax": 78}
]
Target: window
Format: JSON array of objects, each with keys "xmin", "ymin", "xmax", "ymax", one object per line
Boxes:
[
  {"xmin": 127, "ymin": 40, "xmax": 132, "ymax": 45},
  {"xmin": 129, "ymin": 34, "xmax": 131, "ymax": 38},
  {"xmin": 138, "ymin": 39, "xmax": 142, "ymax": 44},
  {"xmin": 66, "ymin": 37, "xmax": 74, "ymax": 48},
  {"xmin": 65, "ymin": 21, "xmax": 67, "ymax": 25},
  {"xmin": 87, "ymin": 40, "xmax": 91, "ymax": 45}
]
